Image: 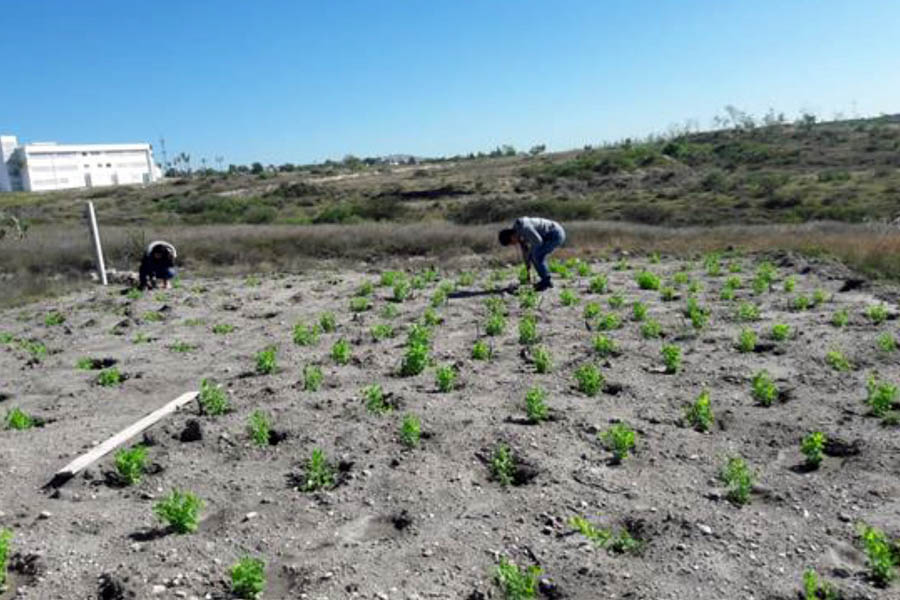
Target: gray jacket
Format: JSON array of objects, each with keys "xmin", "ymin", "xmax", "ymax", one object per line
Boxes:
[{"xmin": 513, "ymin": 217, "xmax": 564, "ymax": 248}]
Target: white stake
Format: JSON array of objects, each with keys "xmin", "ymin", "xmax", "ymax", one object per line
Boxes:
[{"xmin": 87, "ymin": 201, "xmax": 108, "ymax": 285}]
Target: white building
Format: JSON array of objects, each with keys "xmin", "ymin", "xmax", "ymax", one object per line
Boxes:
[{"xmin": 0, "ymin": 134, "xmax": 162, "ymax": 192}]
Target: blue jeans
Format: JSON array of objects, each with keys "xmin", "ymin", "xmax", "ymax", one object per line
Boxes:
[{"xmin": 531, "ymin": 227, "xmax": 565, "ymax": 282}]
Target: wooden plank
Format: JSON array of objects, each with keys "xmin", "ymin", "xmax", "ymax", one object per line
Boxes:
[{"xmin": 46, "ymin": 391, "xmax": 198, "ymax": 488}]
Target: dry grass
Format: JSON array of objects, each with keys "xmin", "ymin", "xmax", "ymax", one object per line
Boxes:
[{"xmin": 1, "ymin": 220, "xmax": 898, "ymax": 306}]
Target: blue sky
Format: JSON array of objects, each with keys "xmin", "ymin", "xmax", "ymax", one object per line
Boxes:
[{"xmin": 2, "ymin": 1, "xmax": 898, "ymax": 166}]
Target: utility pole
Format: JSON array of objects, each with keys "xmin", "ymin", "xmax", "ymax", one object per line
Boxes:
[{"xmin": 159, "ymin": 136, "xmax": 168, "ymax": 173}]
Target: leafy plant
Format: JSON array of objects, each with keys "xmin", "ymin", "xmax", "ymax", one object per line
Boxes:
[
  {"xmin": 601, "ymin": 423, "xmax": 636, "ymax": 462},
  {"xmin": 44, "ymin": 311, "xmax": 66, "ymax": 326},
  {"xmin": 825, "ymin": 349, "xmax": 851, "ymax": 371},
  {"xmin": 142, "ymin": 311, "xmax": 164, "ymax": 323},
  {"xmin": 661, "ymin": 344, "xmax": 681, "ymax": 374},
  {"xmin": 569, "ymin": 515, "xmax": 612, "ymax": 546},
  {"xmin": 303, "ymin": 364, "xmax": 323, "ymax": 391},
  {"xmin": 485, "ymin": 312, "xmax": 506, "ymax": 336},
  {"xmin": 812, "ymin": 288, "xmax": 828, "ymax": 305},
  {"xmin": 5, "ymin": 407, "xmax": 34, "ymax": 430},
  {"xmin": 370, "ymin": 323, "xmax": 395, "ymax": 341},
  {"xmin": 330, "ymin": 338, "xmax": 351, "ymax": 365},
  {"xmin": 583, "ymin": 301, "xmax": 601, "ymax": 319},
  {"xmin": 737, "ymin": 328, "xmax": 757, "ymax": 353},
  {"xmin": 380, "ymin": 303, "xmax": 399, "ymax": 319},
  {"xmin": 866, "ymin": 304, "xmax": 889, "ymax": 325},
  {"xmin": 876, "ymin": 332, "xmax": 896, "ymax": 352},
  {"xmin": 589, "ymin": 274, "xmax": 608, "ymax": 294},
  {"xmin": 407, "ymin": 323, "xmax": 431, "ymax": 347},
  {"xmin": 495, "ymin": 557, "xmax": 541, "ymax": 600},
  {"xmin": 751, "ymin": 370, "xmax": 778, "ymax": 406},
  {"xmin": 672, "ymin": 272, "xmax": 689, "ymax": 286},
  {"xmin": 114, "ymin": 446, "xmax": 147, "ymax": 485},
  {"xmin": 392, "ymin": 277, "xmax": 411, "ymax": 302},
  {"xmin": 559, "ymin": 288, "xmax": 578, "ymax": 306},
  {"xmin": 660, "ymin": 286, "xmax": 676, "ymax": 301},
  {"xmin": 248, "ymin": 410, "xmax": 271, "ymax": 447},
  {"xmin": 302, "ymin": 448, "xmax": 336, "ymax": 492},
  {"xmin": 363, "ymin": 384, "xmax": 390, "ymax": 414},
  {"xmin": 400, "ymin": 342, "xmax": 429, "ymax": 376},
  {"xmin": 720, "ymin": 456, "xmax": 754, "ymax": 505},
  {"xmin": 457, "ymin": 271, "xmax": 475, "ymax": 287},
  {"xmin": 212, "ymin": 323, "xmax": 235, "ymax": 335},
  {"xmin": 858, "ymin": 523, "xmax": 899, "ymax": 585},
  {"xmin": 831, "ymin": 309, "xmax": 849, "ymax": 327},
  {"xmin": 76, "ymin": 357, "xmax": 94, "ymax": 370},
  {"xmin": 97, "ymin": 367, "xmax": 123, "ymax": 386},
  {"xmin": 574, "ymin": 364, "xmax": 604, "ymax": 396},
  {"xmin": 349, "ymin": 296, "xmax": 371, "ymax": 312},
  {"xmin": 532, "ymin": 345, "xmax": 552, "ymax": 373},
  {"xmin": 592, "ymin": 334, "xmax": 617, "ymax": 357},
  {"xmin": 490, "ymin": 443, "xmax": 515, "ymax": 486},
  {"xmin": 169, "ymin": 340, "xmax": 196, "ymax": 353},
  {"xmin": 518, "ymin": 314, "xmax": 539, "ymax": 345},
  {"xmin": 380, "ymin": 270, "xmax": 401, "ymax": 287},
  {"xmin": 319, "ymin": 312, "xmax": 337, "ymax": 332},
  {"xmin": 635, "ymin": 270, "xmax": 661, "ymax": 290},
  {"xmin": 356, "ymin": 281, "xmax": 374, "ymax": 297},
  {"xmin": 719, "ymin": 286, "xmax": 736, "ymax": 301},
  {"xmin": 154, "ymin": 490, "xmax": 203, "ymax": 534},
  {"xmin": 183, "ymin": 318, "xmax": 204, "ymax": 327},
  {"xmin": 576, "ymin": 261, "xmax": 591, "ymax": 276},
  {"xmin": 244, "ymin": 275, "xmax": 261, "ymax": 287},
  {"xmin": 399, "ymin": 414, "xmax": 421, "ymax": 448},
  {"xmin": 518, "ymin": 288, "xmax": 538, "ymax": 309},
  {"xmin": 725, "ymin": 275, "xmax": 742, "ymax": 289},
  {"xmin": 783, "ymin": 275, "xmax": 796, "ymax": 293},
  {"xmin": 631, "ymin": 301, "xmax": 647, "ymax": 321},
  {"xmin": 255, "ymin": 346, "xmax": 277, "ymax": 374},
  {"xmin": 230, "ymin": 556, "xmax": 266, "ymax": 599},
  {"xmin": 687, "ymin": 280, "xmax": 702, "ymax": 295},
  {"xmin": 771, "ymin": 323, "xmax": 790, "ymax": 341},
  {"xmin": 866, "ymin": 373, "xmax": 898, "ymax": 417},
  {"xmin": 607, "ymin": 293, "xmax": 625, "ymax": 309},
  {"xmin": 524, "ymin": 386, "xmax": 549, "ymax": 422},
  {"xmin": 641, "ymin": 319, "xmax": 662, "ymax": 339},
  {"xmin": 430, "ymin": 287, "xmax": 449, "ymax": 308},
  {"xmin": 736, "ymin": 301, "xmax": 760, "ymax": 321},
  {"xmin": 595, "ymin": 312, "xmax": 622, "ymax": 331},
  {"xmin": 802, "ymin": 569, "xmax": 837, "ymax": 600},
  {"xmin": 422, "ymin": 307, "xmax": 442, "ymax": 326},
  {"xmin": 126, "ymin": 288, "xmax": 141, "ymax": 300},
  {"xmin": 293, "ymin": 322, "xmax": 320, "ymax": 346},
  {"xmin": 704, "ymin": 253, "xmax": 722, "ymax": 277},
  {"xmin": 793, "ymin": 294, "xmax": 811, "ymax": 311},
  {"xmin": 132, "ymin": 332, "xmax": 151, "ymax": 344},
  {"xmin": 472, "ymin": 339, "xmax": 491, "ymax": 360},
  {"xmin": 0, "ymin": 529, "xmax": 9, "ymax": 588},
  {"xmin": 435, "ymin": 365, "xmax": 456, "ymax": 392},
  {"xmin": 801, "ymin": 431, "xmax": 825, "ymax": 469},
  {"xmin": 198, "ymin": 378, "xmax": 229, "ymax": 415},
  {"xmin": 667, "ymin": 358, "xmax": 706, "ymax": 418}
]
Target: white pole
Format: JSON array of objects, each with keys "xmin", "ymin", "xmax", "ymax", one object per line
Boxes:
[{"xmin": 87, "ymin": 201, "xmax": 108, "ymax": 285}]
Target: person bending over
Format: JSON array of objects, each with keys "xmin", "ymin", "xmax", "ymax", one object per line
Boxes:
[
  {"xmin": 139, "ymin": 241, "xmax": 177, "ymax": 290},
  {"xmin": 498, "ymin": 217, "xmax": 566, "ymax": 291}
]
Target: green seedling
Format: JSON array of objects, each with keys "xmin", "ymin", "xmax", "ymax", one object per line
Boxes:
[
  {"xmin": 719, "ymin": 286, "xmax": 736, "ymax": 301},
  {"xmin": 793, "ymin": 294, "xmax": 811, "ymax": 311},
  {"xmin": 858, "ymin": 523, "xmax": 899, "ymax": 585},
  {"xmin": 0, "ymin": 332, "xmax": 13, "ymax": 344},
  {"xmin": 471, "ymin": 339, "xmax": 492, "ymax": 360},
  {"xmin": 5, "ymin": 407, "xmax": 34, "ymax": 430},
  {"xmin": 725, "ymin": 275, "xmax": 742, "ymax": 289},
  {"xmin": 246, "ymin": 408, "xmax": 271, "ymax": 446},
  {"xmin": 518, "ymin": 288, "xmax": 538, "ymax": 309},
  {"xmin": 212, "ymin": 323, "xmax": 235, "ymax": 335},
  {"xmin": 457, "ymin": 271, "xmax": 475, "ymax": 287},
  {"xmin": 154, "ymin": 490, "xmax": 203, "ymax": 534},
  {"xmin": 687, "ymin": 280, "xmax": 702, "ymax": 295},
  {"xmin": 407, "ymin": 323, "xmax": 431, "ymax": 347},
  {"xmin": 319, "ymin": 312, "xmax": 337, "ymax": 332},
  {"xmin": 303, "ymin": 364, "xmax": 323, "ymax": 391},
  {"xmin": 737, "ymin": 328, "xmax": 757, "ymax": 353},
  {"xmin": 490, "ymin": 443, "xmax": 516, "ymax": 486},
  {"xmin": 302, "ymin": 448, "xmax": 336, "ymax": 492},
  {"xmin": 801, "ymin": 431, "xmax": 825, "ymax": 469},
  {"xmin": 380, "ymin": 303, "xmax": 399, "ymax": 319},
  {"xmin": 198, "ymin": 378, "xmax": 229, "ymax": 415},
  {"xmin": 392, "ymin": 278, "xmax": 411, "ymax": 302},
  {"xmin": 583, "ymin": 301, "xmax": 601, "ymax": 319},
  {"xmin": 876, "ymin": 332, "xmax": 896, "ymax": 352},
  {"xmin": 524, "ymin": 386, "xmax": 549, "ymax": 422},
  {"xmin": 649, "ymin": 252, "xmax": 661, "ymax": 264},
  {"xmin": 518, "ymin": 264, "xmax": 530, "ymax": 285},
  {"xmin": 825, "ymin": 349, "xmax": 851, "ymax": 371},
  {"xmin": 169, "ymin": 340, "xmax": 196, "ymax": 353},
  {"xmin": 363, "ymin": 384, "xmax": 391, "ymax": 414},
  {"xmin": 97, "ymin": 367, "xmax": 123, "ymax": 386},
  {"xmin": 681, "ymin": 388, "xmax": 714, "ymax": 431},
  {"xmin": 601, "ymin": 423, "xmax": 636, "ymax": 462},
  {"xmin": 349, "ymin": 296, "xmax": 371, "ymax": 312},
  {"xmin": 831, "ymin": 309, "xmax": 849, "ymax": 327},
  {"xmin": 142, "ymin": 311, "xmax": 164, "ymax": 322},
  {"xmin": 771, "ymin": 323, "xmax": 790, "ymax": 341},
  {"xmin": 752, "ymin": 276, "xmax": 768, "ymax": 295},
  {"xmin": 292, "ymin": 322, "xmax": 320, "ymax": 346},
  {"xmin": 812, "ymin": 288, "xmax": 828, "ymax": 305},
  {"xmin": 802, "ymin": 569, "xmax": 837, "ymax": 600},
  {"xmin": 592, "ymin": 334, "xmax": 617, "ymax": 357},
  {"xmin": 126, "ymin": 288, "xmax": 142, "ymax": 300},
  {"xmin": 132, "ymin": 332, "xmax": 151, "ymax": 344},
  {"xmin": 422, "ymin": 307, "xmax": 442, "ymax": 326},
  {"xmin": 577, "ymin": 261, "xmax": 592, "ymax": 276},
  {"xmin": 613, "ymin": 258, "xmax": 629, "ymax": 271},
  {"xmin": 114, "ymin": 446, "xmax": 147, "ymax": 485},
  {"xmin": 672, "ymin": 272, "xmax": 689, "ymax": 286},
  {"xmin": 866, "ymin": 304, "xmax": 889, "ymax": 325},
  {"xmin": 641, "ymin": 319, "xmax": 662, "ymax": 339},
  {"xmin": 559, "ymin": 288, "xmax": 578, "ymax": 306},
  {"xmin": 589, "ymin": 274, "xmax": 608, "ymax": 294},
  {"xmin": 19, "ymin": 340, "xmax": 47, "ymax": 360},
  {"xmin": 76, "ymin": 357, "xmax": 94, "ymax": 370},
  {"xmin": 183, "ymin": 318, "xmax": 204, "ymax": 327},
  {"xmin": 575, "ymin": 364, "xmax": 604, "ymax": 396},
  {"xmin": 330, "ymin": 338, "xmax": 351, "ymax": 365},
  {"xmin": 866, "ymin": 373, "xmax": 898, "ymax": 417},
  {"xmin": 485, "ymin": 312, "xmax": 506, "ymax": 336},
  {"xmin": 704, "ymin": 253, "xmax": 721, "ymax": 277},
  {"xmin": 370, "ymin": 323, "xmax": 395, "ymax": 341},
  {"xmin": 44, "ymin": 312, "xmax": 66, "ymax": 326},
  {"xmin": 532, "ymin": 346, "xmax": 552, "ymax": 373},
  {"xmin": 430, "ymin": 288, "xmax": 448, "ymax": 308},
  {"xmin": 380, "ymin": 270, "xmax": 401, "ymax": 286},
  {"xmin": 399, "ymin": 414, "xmax": 421, "ymax": 448},
  {"xmin": 569, "ymin": 515, "xmax": 613, "ymax": 546},
  {"xmin": 607, "ymin": 293, "xmax": 625, "ymax": 309},
  {"xmin": 751, "ymin": 370, "xmax": 778, "ymax": 406},
  {"xmin": 495, "ymin": 557, "xmax": 541, "ymax": 600},
  {"xmin": 400, "ymin": 342, "xmax": 429, "ymax": 376},
  {"xmin": 660, "ymin": 286, "xmax": 676, "ymax": 302},
  {"xmin": 255, "ymin": 346, "xmax": 277, "ymax": 374},
  {"xmin": 356, "ymin": 281, "xmax": 374, "ymax": 297},
  {"xmin": 595, "ymin": 312, "xmax": 622, "ymax": 331},
  {"xmin": 783, "ymin": 276, "xmax": 796, "ymax": 293},
  {"xmin": 720, "ymin": 456, "xmax": 754, "ymax": 505},
  {"xmin": 435, "ymin": 365, "xmax": 456, "ymax": 392},
  {"xmin": 635, "ymin": 270, "xmax": 661, "ymax": 290},
  {"xmin": 230, "ymin": 556, "xmax": 266, "ymax": 599},
  {"xmin": 736, "ymin": 302, "xmax": 760, "ymax": 321},
  {"xmin": 632, "ymin": 301, "xmax": 647, "ymax": 321},
  {"xmin": 0, "ymin": 529, "xmax": 10, "ymax": 587},
  {"xmin": 244, "ymin": 275, "xmax": 260, "ymax": 287},
  {"xmin": 484, "ymin": 296, "xmax": 506, "ymax": 315},
  {"xmin": 661, "ymin": 344, "xmax": 681, "ymax": 374},
  {"xmin": 518, "ymin": 314, "xmax": 539, "ymax": 345}
]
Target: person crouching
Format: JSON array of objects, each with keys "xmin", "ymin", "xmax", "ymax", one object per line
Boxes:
[
  {"xmin": 498, "ymin": 217, "xmax": 566, "ymax": 291},
  {"xmin": 139, "ymin": 241, "xmax": 177, "ymax": 290}
]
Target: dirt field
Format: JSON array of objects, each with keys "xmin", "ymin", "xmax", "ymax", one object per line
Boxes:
[{"xmin": 1, "ymin": 252, "xmax": 899, "ymax": 600}]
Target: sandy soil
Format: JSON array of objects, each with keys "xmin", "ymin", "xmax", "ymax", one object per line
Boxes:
[{"xmin": 1, "ymin": 252, "xmax": 898, "ymax": 600}]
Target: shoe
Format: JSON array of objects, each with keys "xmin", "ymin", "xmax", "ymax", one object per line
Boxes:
[{"xmin": 534, "ymin": 279, "xmax": 553, "ymax": 292}]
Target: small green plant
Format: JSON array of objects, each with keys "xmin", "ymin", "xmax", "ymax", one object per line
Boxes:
[
  {"xmin": 592, "ymin": 334, "xmax": 617, "ymax": 357},
  {"xmin": 812, "ymin": 288, "xmax": 828, "ymax": 306},
  {"xmin": 370, "ymin": 323, "xmax": 395, "ymax": 341},
  {"xmin": 212, "ymin": 323, "xmax": 235, "ymax": 335},
  {"xmin": 725, "ymin": 275, "xmax": 742, "ymax": 289},
  {"xmin": 0, "ymin": 529, "xmax": 10, "ymax": 588},
  {"xmin": 183, "ymin": 318, "xmax": 204, "ymax": 327},
  {"xmin": 490, "ymin": 443, "xmax": 516, "ymax": 486},
  {"xmin": 255, "ymin": 346, "xmax": 277, "ymax": 374},
  {"xmin": 831, "ymin": 309, "xmax": 849, "ymax": 327},
  {"xmin": 518, "ymin": 288, "xmax": 538, "ymax": 309},
  {"xmin": 660, "ymin": 286, "xmax": 676, "ymax": 301},
  {"xmin": 97, "ymin": 367, "xmax": 123, "ymax": 386},
  {"xmin": 430, "ymin": 287, "xmax": 449, "ymax": 308},
  {"xmin": 771, "ymin": 323, "xmax": 790, "ymax": 341},
  {"xmin": 576, "ymin": 261, "xmax": 592, "ymax": 276},
  {"xmin": 154, "ymin": 490, "xmax": 203, "ymax": 534},
  {"xmin": 687, "ymin": 280, "xmax": 702, "ymax": 295},
  {"xmin": 0, "ymin": 332, "xmax": 13, "ymax": 344},
  {"xmin": 485, "ymin": 312, "xmax": 506, "ymax": 336},
  {"xmin": 858, "ymin": 523, "xmax": 899, "ymax": 585},
  {"xmin": 114, "ymin": 446, "xmax": 147, "ymax": 485},
  {"xmin": 293, "ymin": 322, "xmax": 320, "ymax": 346},
  {"xmin": 614, "ymin": 257, "xmax": 629, "ymax": 271},
  {"xmin": 495, "ymin": 557, "xmax": 541, "ymax": 600},
  {"xmin": 866, "ymin": 304, "xmax": 889, "ymax": 325},
  {"xmin": 569, "ymin": 515, "xmax": 613, "ymax": 546},
  {"xmin": 793, "ymin": 294, "xmax": 811, "ymax": 311},
  {"xmin": 518, "ymin": 314, "xmax": 539, "ymax": 345},
  {"xmin": 532, "ymin": 345, "xmax": 552, "ymax": 373},
  {"xmin": 574, "ymin": 364, "xmax": 604, "ymax": 396},
  {"xmin": 607, "ymin": 293, "xmax": 625, "ymax": 309},
  {"xmin": 169, "ymin": 340, "xmax": 196, "ymax": 353},
  {"xmin": 704, "ymin": 253, "xmax": 721, "ymax": 277},
  {"xmin": 661, "ymin": 344, "xmax": 681, "ymax": 374},
  {"xmin": 631, "ymin": 301, "xmax": 647, "ymax": 321},
  {"xmin": 142, "ymin": 311, "xmax": 164, "ymax": 322},
  {"xmin": 230, "ymin": 556, "xmax": 266, "ymax": 599},
  {"xmin": 641, "ymin": 319, "xmax": 662, "ymax": 339},
  {"xmin": 435, "ymin": 365, "xmax": 456, "ymax": 392},
  {"xmin": 783, "ymin": 275, "xmax": 796, "ymax": 293},
  {"xmin": 380, "ymin": 270, "xmax": 401, "ymax": 286},
  {"xmin": 407, "ymin": 323, "xmax": 431, "ymax": 347},
  {"xmin": 559, "ymin": 288, "xmax": 578, "ymax": 306},
  {"xmin": 800, "ymin": 431, "xmax": 825, "ymax": 469},
  {"xmin": 720, "ymin": 456, "xmax": 754, "ymax": 505},
  {"xmin": 44, "ymin": 311, "xmax": 66, "ymax": 326},
  {"xmin": 737, "ymin": 328, "xmax": 757, "ymax": 353},
  {"xmin": 400, "ymin": 342, "xmax": 429, "ymax": 376},
  {"xmin": 363, "ymin": 384, "xmax": 390, "ymax": 414},
  {"xmin": 825, "ymin": 349, "xmax": 851, "ymax": 371},
  {"xmin": 4, "ymin": 407, "xmax": 34, "ymax": 430},
  {"xmin": 349, "ymin": 296, "xmax": 371, "ymax": 312},
  {"xmin": 802, "ymin": 569, "xmax": 837, "ymax": 600},
  {"xmin": 672, "ymin": 271, "xmax": 689, "ymax": 286},
  {"xmin": 583, "ymin": 301, "xmax": 601, "ymax": 319},
  {"xmin": 595, "ymin": 312, "xmax": 622, "ymax": 331},
  {"xmin": 76, "ymin": 356, "xmax": 94, "ymax": 370},
  {"xmin": 588, "ymin": 274, "xmax": 608, "ymax": 294},
  {"xmin": 132, "ymin": 332, "xmax": 151, "ymax": 344},
  {"xmin": 198, "ymin": 378, "xmax": 229, "ymax": 415},
  {"xmin": 601, "ymin": 423, "xmax": 636, "ymax": 462},
  {"xmin": 302, "ymin": 448, "xmax": 336, "ymax": 492},
  {"xmin": 319, "ymin": 312, "xmax": 337, "ymax": 332},
  {"xmin": 422, "ymin": 306, "xmax": 442, "ymax": 326},
  {"xmin": 472, "ymin": 339, "xmax": 492, "ymax": 360},
  {"xmin": 524, "ymin": 386, "xmax": 549, "ymax": 422},
  {"xmin": 751, "ymin": 370, "xmax": 778, "ymax": 406},
  {"xmin": 356, "ymin": 280, "xmax": 374, "ymax": 297},
  {"xmin": 380, "ymin": 303, "xmax": 399, "ymax": 319},
  {"xmin": 126, "ymin": 288, "xmax": 142, "ymax": 300},
  {"xmin": 866, "ymin": 373, "xmax": 898, "ymax": 417},
  {"xmin": 684, "ymin": 390, "xmax": 714, "ymax": 432},
  {"xmin": 876, "ymin": 332, "xmax": 897, "ymax": 352},
  {"xmin": 330, "ymin": 338, "xmax": 351, "ymax": 365},
  {"xmin": 635, "ymin": 270, "xmax": 660, "ymax": 290},
  {"xmin": 392, "ymin": 278, "xmax": 411, "ymax": 302},
  {"xmin": 719, "ymin": 286, "xmax": 736, "ymax": 301},
  {"xmin": 244, "ymin": 275, "xmax": 260, "ymax": 287},
  {"xmin": 302, "ymin": 364, "xmax": 323, "ymax": 391},
  {"xmin": 399, "ymin": 413, "xmax": 421, "ymax": 448},
  {"xmin": 736, "ymin": 302, "xmax": 760, "ymax": 321},
  {"xmin": 457, "ymin": 271, "xmax": 475, "ymax": 286}
]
